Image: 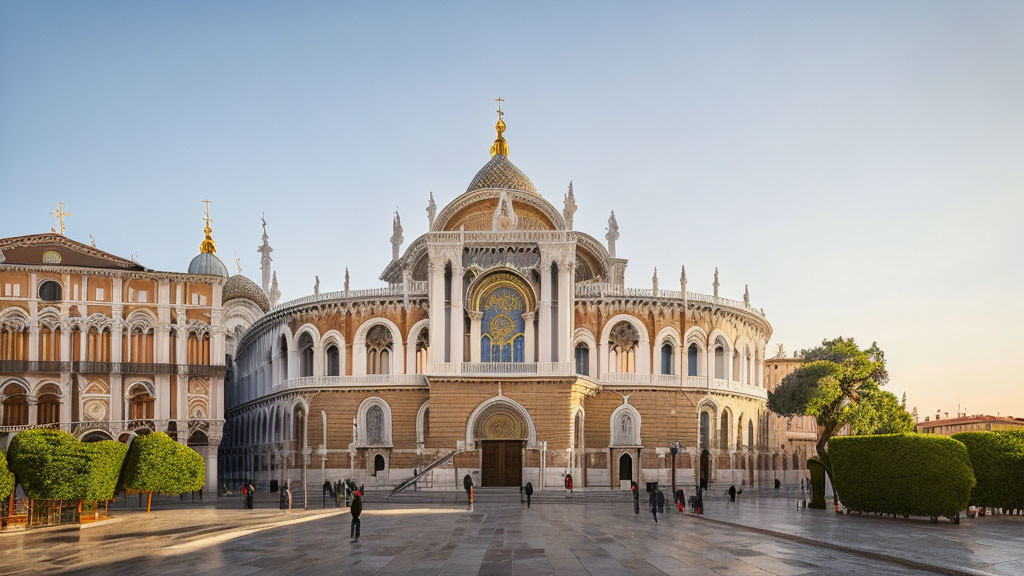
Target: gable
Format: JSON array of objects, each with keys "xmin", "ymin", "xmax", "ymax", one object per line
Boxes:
[{"xmin": 0, "ymin": 234, "xmax": 145, "ymax": 271}]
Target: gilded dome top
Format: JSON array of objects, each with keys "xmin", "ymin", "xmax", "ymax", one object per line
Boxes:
[
  {"xmin": 223, "ymin": 274, "xmax": 270, "ymax": 312},
  {"xmin": 466, "ymin": 154, "xmax": 538, "ymax": 196}
]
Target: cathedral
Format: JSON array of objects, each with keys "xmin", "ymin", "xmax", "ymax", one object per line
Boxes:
[
  {"xmin": 219, "ymin": 107, "xmax": 809, "ymax": 493},
  {"xmin": 0, "ymin": 106, "xmax": 812, "ymax": 496}
]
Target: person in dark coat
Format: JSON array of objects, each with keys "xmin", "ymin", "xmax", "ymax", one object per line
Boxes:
[
  {"xmin": 728, "ymin": 485, "xmax": 737, "ymax": 503},
  {"xmin": 631, "ymin": 481, "xmax": 640, "ymax": 515},
  {"xmin": 463, "ymin": 475, "xmax": 474, "ymax": 504},
  {"xmin": 246, "ymin": 482, "xmax": 255, "ymax": 509},
  {"xmin": 242, "ymin": 482, "xmax": 249, "ymax": 509},
  {"xmin": 350, "ymin": 490, "xmax": 362, "ymax": 540},
  {"xmin": 675, "ymin": 489, "xmax": 685, "ymax": 512},
  {"xmin": 525, "ymin": 482, "xmax": 534, "ymax": 508},
  {"xmin": 656, "ymin": 489, "xmax": 665, "ymax": 514},
  {"xmin": 649, "ymin": 489, "xmax": 658, "ymax": 523}
]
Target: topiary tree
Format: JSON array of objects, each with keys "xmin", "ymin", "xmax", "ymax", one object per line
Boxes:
[
  {"xmin": 122, "ymin": 432, "xmax": 204, "ymax": 512},
  {"xmin": 0, "ymin": 448, "xmax": 14, "ymax": 502},
  {"xmin": 6, "ymin": 429, "xmax": 129, "ymax": 502},
  {"xmin": 952, "ymin": 431, "xmax": 1024, "ymax": 510},
  {"xmin": 830, "ymin": 433, "xmax": 974, "ymax": 522}
]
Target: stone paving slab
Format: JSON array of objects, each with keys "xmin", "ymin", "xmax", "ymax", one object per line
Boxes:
[
  {"xmin": 0, "ymin": 498, "xmax": 957, "ymax": 576},
  {"xmin": 699, "ymin": 493, "xmax": 1024, "ymax": 576}
]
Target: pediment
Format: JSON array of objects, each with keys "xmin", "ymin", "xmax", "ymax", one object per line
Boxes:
[{"xmin": 0, "ymin": 234, "xmax": 145, "ymax": 271}]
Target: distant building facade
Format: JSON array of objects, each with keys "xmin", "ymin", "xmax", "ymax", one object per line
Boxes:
[
  {"xmin": 916, "ymin": 414, "xmax": 1024, "ymax": 436},
  {"xmin": 762, "ymin": 347, "xmax": 815, "ymax": 483}
]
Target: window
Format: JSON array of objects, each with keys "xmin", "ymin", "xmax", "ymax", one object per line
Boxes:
[
  {"xmin": 373, "ymin": 454, "xmax": 386, "ymax": 475},
  {"xmin": 415, "ymin": 329, "xmax": 429, "ymax": 373},
  {"xmin": 73, "ymin": 284, "xmax": 79, "ymax": 300},
  {"xmin": 699, "ymin": 411, "xmax": 710, "ymax": 451},
  {"xmin": 95, "ymin": 287, "xmax": 104, "ymax": 300},
  {"xmin": 714, "ymin": 346, "xmax": 725, "ymax": 379},
  {"xmin": 38, "ymin": 394, "xmax": 60, "ymax": 424},
  {"xmin": 687, "ymin": 343, "xmax": 699, "ymax": 376},
  {"xmin": 298, "ymin": 333, "xmax": 314, "ymax": 377},
  {"xmin": 326, "ymin": 344, "xmax": 340, "ymax": 376},
  {"xmin": 608, "ymin": 321, "xmax": 639, "ymax": 372},
  {"xmin": 2, "ymin": 387, "xmax": 28, "ymax": 426},
  {"xmin": 574, "ymin": 343, "xmax": 590, "ymax": 375},
  {"xmin": 137, "ymin": 290, "xmax": 148, "ymax": 303},
  {"xmin": 366, "ymin": 325, "xmax": 393, "ymax": 375},
  {"xmin": 128, "ymin": 385, "xmax": 154, "ymax": 420},
  {"xmin": 38, "ymin": 280, "xmax": 62, "ymax": 302},
  {"xmin": 660, "ymin": 342, "xmax": 674, "ymax": 375},
  {"xmin": 719, "ymin": 412, "xmax": 730, "ymax": 450}
]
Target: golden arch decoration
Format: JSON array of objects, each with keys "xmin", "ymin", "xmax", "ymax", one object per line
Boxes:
[
  {"xmin": 468, "ymin": 270, "xmax": 536, "ymax": 313},
  {"xmin": 473, "ymin": 403, "xmax": 528, "ymax": 441}
]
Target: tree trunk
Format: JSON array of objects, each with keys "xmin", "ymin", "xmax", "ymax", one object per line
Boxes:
[{"xmin": 147, "ymin": 492, "xmax": 152, "ymax": 514}]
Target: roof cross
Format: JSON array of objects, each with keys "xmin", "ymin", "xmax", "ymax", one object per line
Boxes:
[
  {"xmin": 49, "ymin": 202, "xmax": 70, "ymax": 235},
  {"xmin": 494, "ymin": 97, "xmax": 505, "ymax": 117}
]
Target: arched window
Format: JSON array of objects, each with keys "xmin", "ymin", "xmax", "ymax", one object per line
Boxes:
[
  {"xmin": 699, "ymin": 410, "xmax": 711, "ymax": 451},
  {"xmin": 732, "ymin": 350, "xmax": 741, "ymax": 382},
  {"xmin": 37, "ymin": 387, "xmax": 61, "ymax": 425},
  {"xmin": 298, "ymin": 333, "xmax": 314, "ymax": 377},
  {"xmin": 366, "ymin": 326, "xmax": 393, "ymax": 375},
  {"xmin": 326, "ymin": 344, "xmax": 340, "ymax": 376},
  {"xmin": 574, "ymin": 343, "xmax": 590, "ymax": 375},
  {"xmin": 38, "ymin": 280, "xmax": 62, "ymax": 302},
  {"xmin": 415, "ymin": 328, "xmax": 429, "ymax": 373},
  {"xmin": 660, "ymin": 342, "xmax": 674, "ymax": 375},
  {"xmin": 277, "ymin": 336, "xmax": 288, "ymax": 382},
  {"xmin": 714, "ymin": 345, "xmax": 726, "ymax": 379},
  {"xmin": 687, "ymin": 343, "xmax": 699, "ymax": 376},
  {"xmin": 127, "ymin": 384, "xmax": 154, "ymax": 420},
  {"xmin": 608, "ymin": 321, "xmax": 639, "ymax": 373},
  {"xmin": 373, "ymin": 454, "xmax": 386, "ymax": 475},
  {"xmin": 2, "ymin": 385, "xmax": 28, "ymax": 426},
  {"xmin": 719, "ymin": 412, "xmax": 730, "ymax": 450},
  {"xmin": 747, "ymin": 419, "xmax": 754, "ymax": 448}
]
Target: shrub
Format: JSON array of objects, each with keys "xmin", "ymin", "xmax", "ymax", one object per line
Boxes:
[
  {"xmin": 123, "ymin": 432, "xmax": 204, "ymax": 496},
  {"xmin": 830, "ymin": 433, "xmax": 974, "ymax": 519},
  {"xmin": 952, "ymin": 431, "xmax": 1024, "ymax": 510},
  {"xmin": 807, "ymin": 457, "xmax": 827, "ymax": 509},
  {"xmin": 0, "ymin": 448, "xmax": 14, "ymax": 501},
  {"xmin": 7, "ymin": 428, "xmax": 128, "ymax": 501}
]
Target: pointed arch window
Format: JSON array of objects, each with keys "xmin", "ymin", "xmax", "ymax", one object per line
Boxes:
[
  {"xmin": 366, "ymin": 325, "xmax": 393, "ymax": 375},
  {"xmin": 609, "ymin": 321, "xmax": 639, "ymax": 373},
  {"xmin": 574, "ymin": 342, "xmax": 590, "ymax": 375},
  {"xmin": 660, "ymin": 342, "xmax": 674, "ymax": 375},
  {"xmin": 687, "ymin": 343, "xmax": 699, "ymax": 376}
]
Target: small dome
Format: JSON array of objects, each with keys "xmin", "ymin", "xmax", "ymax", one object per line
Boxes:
[
  {"xmin": 466, "ymin": 154, "xmax": 538, "ymax": 196},
  {"xmin": 223, "ymin": 274, "xmax": 270, "ymax": 312},
  {"xmin": 188, "ymin": 252, "xmax": 229, "ymax": 278}
]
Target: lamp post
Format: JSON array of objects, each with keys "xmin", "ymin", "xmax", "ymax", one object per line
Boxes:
[{"xmin": 669, "ymin": 441, "xmax": 681, "ymax": 500}]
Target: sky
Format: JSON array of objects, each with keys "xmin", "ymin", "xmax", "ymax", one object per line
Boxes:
[{"xmin": 1, "ymin": 1, "xmax": 1022, "ymax": 418}]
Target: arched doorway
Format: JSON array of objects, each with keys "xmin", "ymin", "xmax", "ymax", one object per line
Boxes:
[
  {"xmin": 618, "ymin": 453, "xmax": 633, "ymax": 488},
  {"xmin": 469, "ymin": 399, "xmax": 531, "ymax": 487}
]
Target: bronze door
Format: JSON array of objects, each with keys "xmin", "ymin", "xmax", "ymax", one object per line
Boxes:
[{"xmin": 481, "ymin": 441, "xmax": 522, "ymax": 486}]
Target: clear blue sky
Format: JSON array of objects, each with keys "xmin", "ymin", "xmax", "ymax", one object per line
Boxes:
[{"xmin": 2, "ymin": 1, "xmax": 1022, "ymax": 417}]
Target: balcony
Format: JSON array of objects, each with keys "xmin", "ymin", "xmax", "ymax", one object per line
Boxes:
[
  {"xmin": 591, "ymin": 373, "xmax": 768, "ymax": 400},
  {"xmin": 0, "ymin": 361, "xmax": 226, "ymax": 376},
  {"xmin": 271, "ymin": 374, "xmax": 428, "ymax": 393},
  {"xmin": 0, "ymin": 360, "xmax": 72, "ymax": 373},
  {"xmin": 457, "ymin": 362, "xmax": 573, "ymax": 376}
]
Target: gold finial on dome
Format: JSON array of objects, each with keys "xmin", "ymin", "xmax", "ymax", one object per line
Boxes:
[
  {"xmin": 200, "ymin": 199, "xmax": 217, "ymax": 254},
  {"xmin": 489, "ymin": 97, "xmax": 509, "ymax": 157}
]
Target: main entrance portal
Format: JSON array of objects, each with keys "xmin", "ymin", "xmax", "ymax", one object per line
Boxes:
[{"xmin": 481, "ymin": 440, "xmax": 523, "ymax": 486}]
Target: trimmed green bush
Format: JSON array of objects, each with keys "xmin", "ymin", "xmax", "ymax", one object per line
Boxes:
[
  {"xmin": 952, "ymin": 431, "xmax": 1024, "ymax": 510},
  {"xmin": 7, "ymin": 428, "xmax": 128, "ymax": 501},
  {"xmin": 123, "ymin": 432, "xmax": 204, "ymax": 495},
  {"xmin": 831, "ymin": 433, "xmax": 974, "ymax": 518},
  {"xmin": 0, "ymin": 448, "xmax": 14, "ymax": 501}
]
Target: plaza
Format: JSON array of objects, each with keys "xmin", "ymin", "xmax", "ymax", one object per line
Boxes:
[{"xmin": 2, "ymin": 491, "xmax": 1020, "ymax": 576}]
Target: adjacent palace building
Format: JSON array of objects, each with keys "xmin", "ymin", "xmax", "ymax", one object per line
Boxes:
[{"xmin": 0, "ymin": 108, "xmax": 813, "ymax": 494}]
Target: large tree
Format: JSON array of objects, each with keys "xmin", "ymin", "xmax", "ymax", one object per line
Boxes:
[
  {"xmin": 767, "ymin": 337, "xmax": 889, "ymax": 478},
  {"xmin": 848, "ymin": 389, "xmax": 915, "ymax": 436}
]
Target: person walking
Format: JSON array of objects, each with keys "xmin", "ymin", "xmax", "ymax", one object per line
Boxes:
[
  {"xmin": 656, "ymin": 489, "xmax": 665, "ymax": 514},
  {"xmin": 463, "ymin": 475, "xmax": 474, "ymax": 504},
  {"xmin": 246, "ymin": 482, "xmax": 255, "ymax": 509},
  {"xmin": 350, "ymin": 490, "xmax": 362, "ymax": 541},
  {"xmin": 631, "ymin": 481, "xmax": 640, "ymax": 515},
  {"xmin": 649, "ymin": 488, "xmax": 658, "ymax": 523},
  {"xmin": 413, "ymin": 468, "xmax": 418, "ymax": 492},
  {"xmin": 286, "ymin": 484, "xmax": 293, "ymax": 510},
  {"xmin": 728, "ymin": 485, "xmax": 737, "ymax": 503},
  {"xmin": 525, "ymin": 482, "xmax": 534, "ymax": 508},
  {"xmin": 242, "ymin": 482, "xmax": 249, "ymax": 509}
]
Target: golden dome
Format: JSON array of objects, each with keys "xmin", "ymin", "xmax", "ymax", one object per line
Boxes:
[{"xmin": 466, "ymin": 154, "xmax": 538, "ymax": 195}]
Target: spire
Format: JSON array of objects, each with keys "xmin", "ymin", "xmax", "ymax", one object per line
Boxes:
[
  {"xmin": 713, "ymin": 267, "xmax": 720, "ymax": 298},
  {"xmin": 269, "ymin": 271, "xmax": 281, "ymax": 307},
  {"xmin": 426, "ymin": 192, "xmax": 437, "ymax": 230},
  {"xmin": 563, "ymin": 181, "xmax": 577, "ymax": 230},
  {"xmin": 200, "ymin": 200, "xmax": 216, "ymax": 254},
  {"xmin": 744, "ymin": 284, "xmax": 750, "ymax": 306},
  {"xmin": 391, "ymin": 210, "xmax": 404, "ymax": 260},
  {"xmin": 258, "ymin": 213, "xmax": 274, "ymax": 295},
  {"xmin": 680, "ymin": 265, "xmax": 687, "ymax": 294},
  {"xmin": 652, "ymin": 267, "xmax": 659, "ymax": 296},
  {"xmin": 344, "ymin": 267, "xmax": 350, "ymax": 296},
  {"xmin": 489, "ymin": 97, "xmax": 509, "ymax": 157},
  {"xmin": 605, "ymin": 211, "xmax": 619, "ymax": 258}
]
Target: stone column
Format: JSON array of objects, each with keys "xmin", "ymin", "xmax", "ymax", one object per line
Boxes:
[
  {"xmin": 428, "ymin": 258, "xmax": 445, "ymax": 369},
  {"xmin": 27, "ymin": 396, "xmax": 38, "ymax": 425},
  {"xmin": 556, "ymin": 254, "xmax": 574, "ymax": 365},
  {"xmin": 537, "ymin": 262, "xmax": 552, "ymax": 363},
  {"xmin": 522, "ymin": 312, "xmax": 535, "ymax": 363},
  {"xmin": 450, "ymin": 265, "xmax": 464, "ymax": 368},
  {"xmin": 468, "ymin": 311, "xmax": 483, "ymax": 363}
]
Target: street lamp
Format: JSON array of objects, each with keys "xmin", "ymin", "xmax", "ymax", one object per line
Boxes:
[{"xmin": 669, "ymin": 441, "xmax": 681, "ymax": 502}]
